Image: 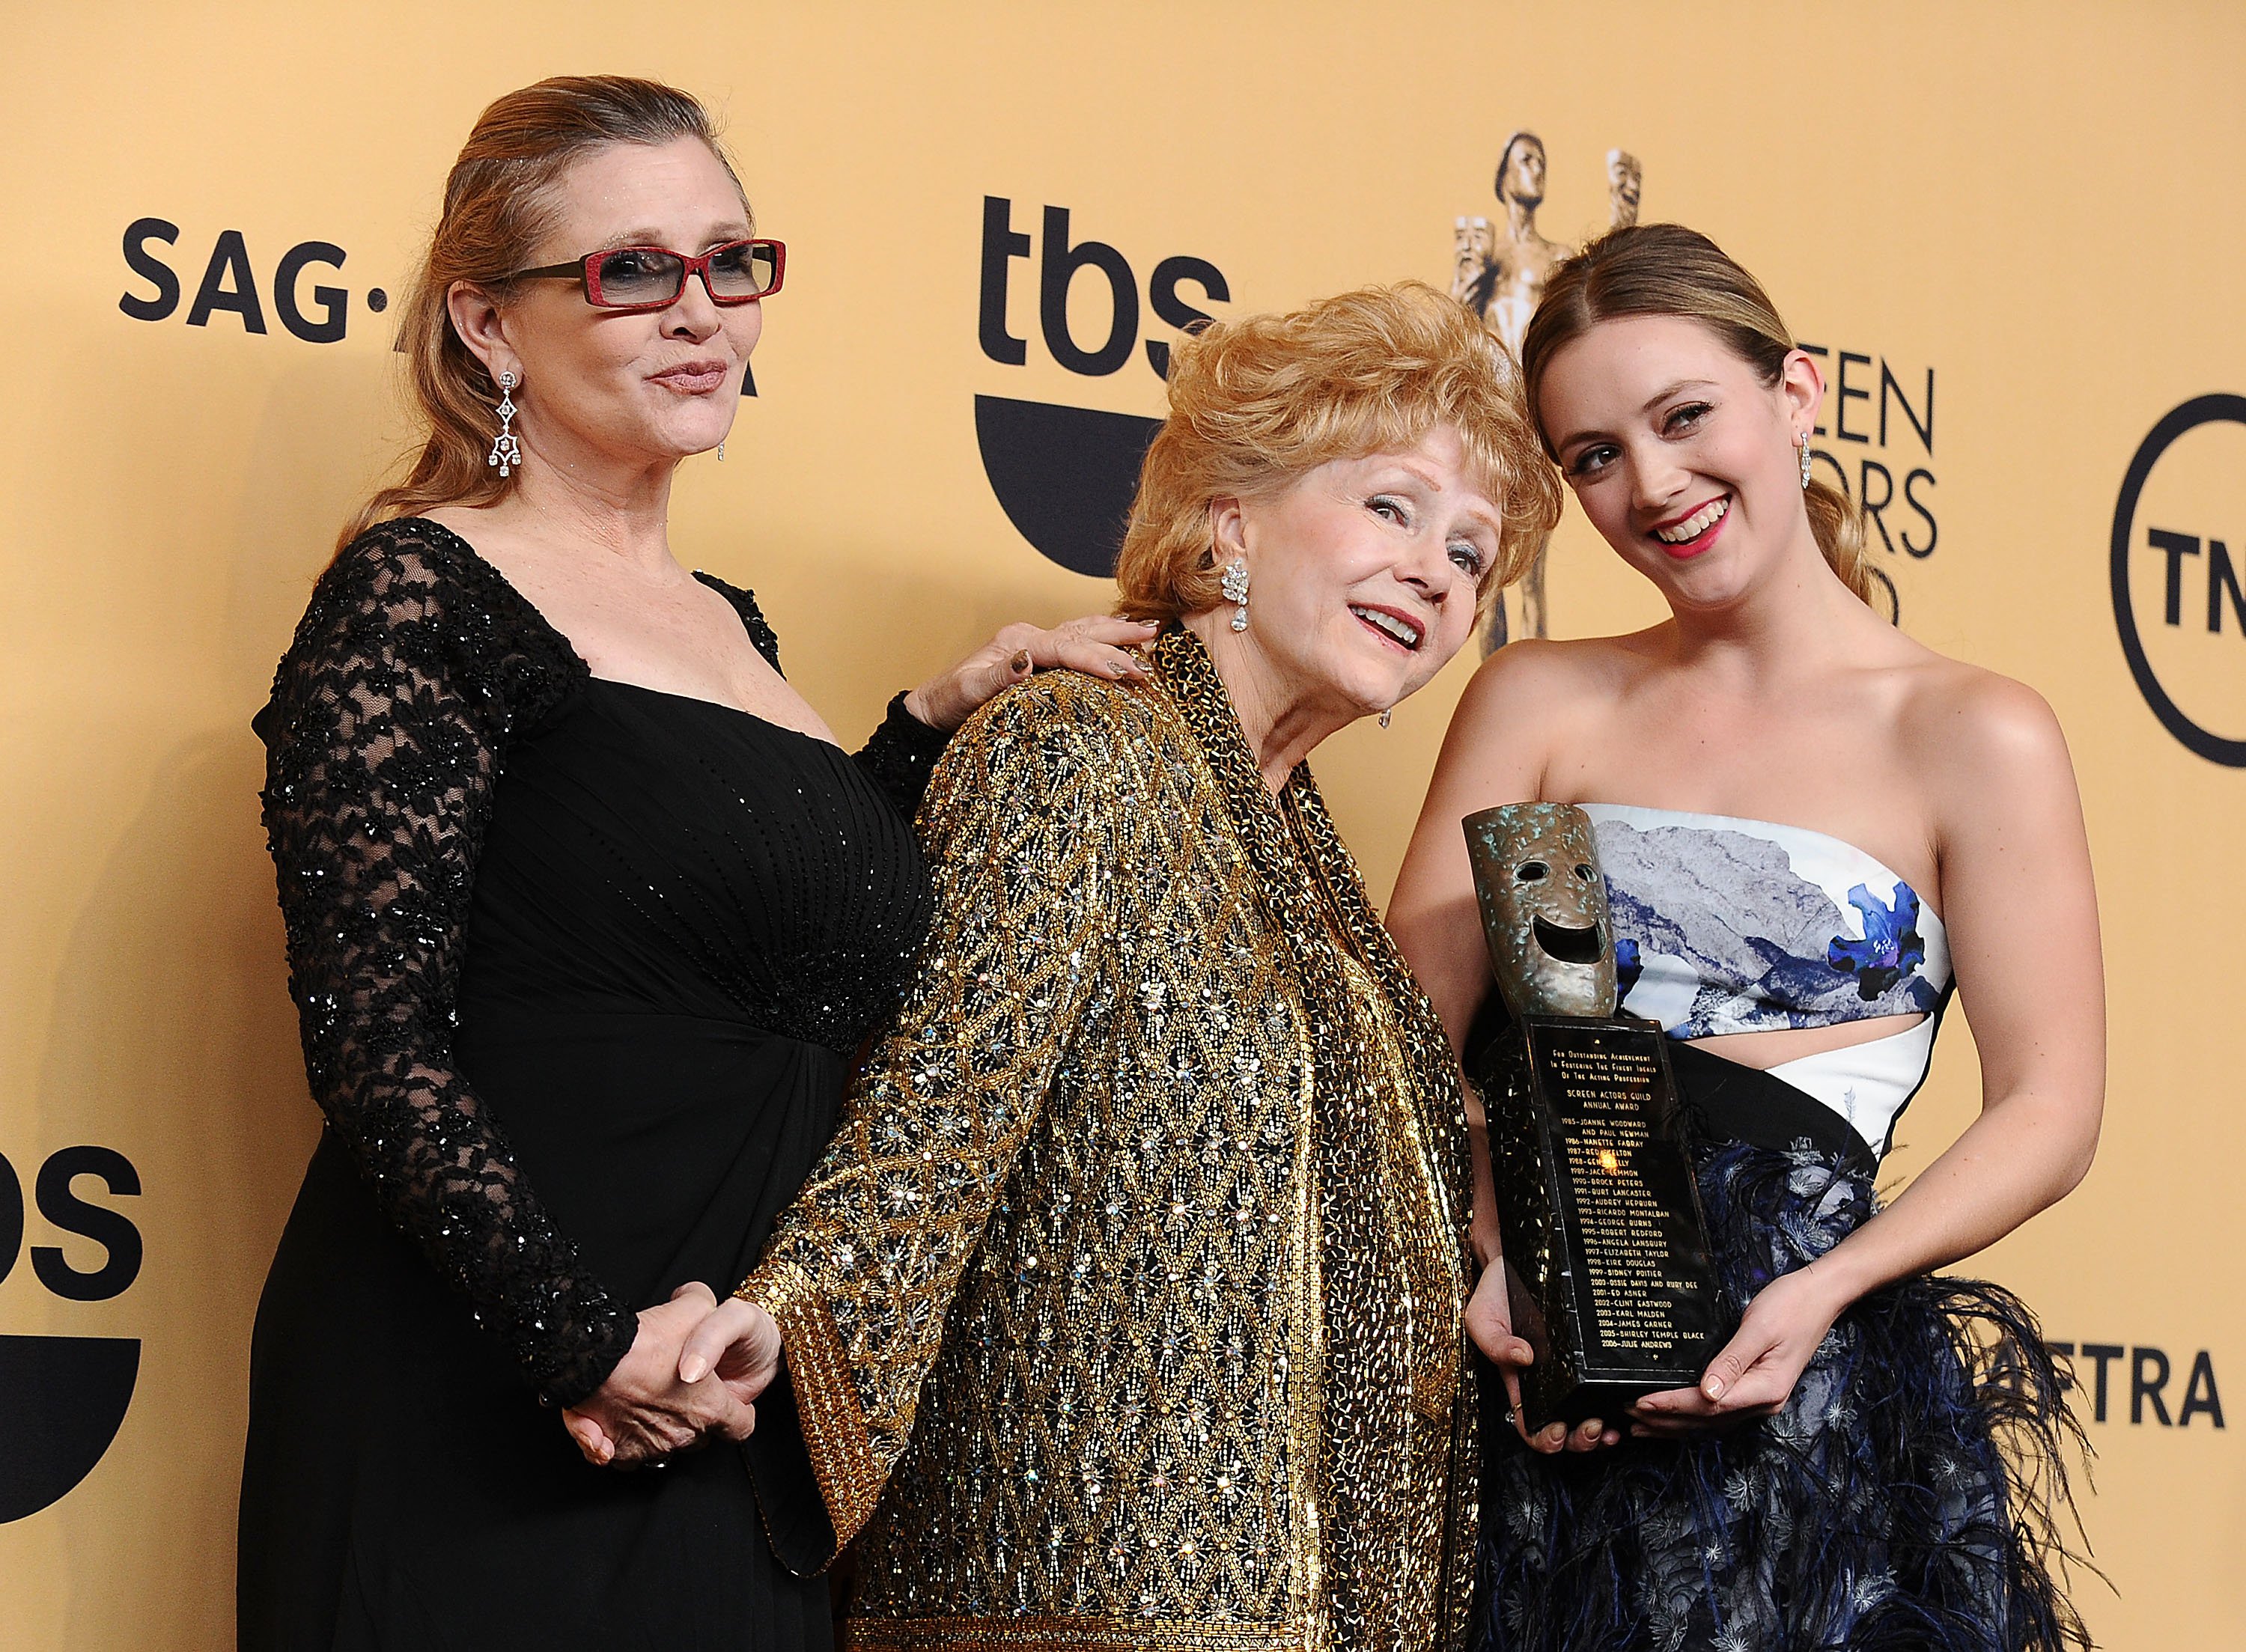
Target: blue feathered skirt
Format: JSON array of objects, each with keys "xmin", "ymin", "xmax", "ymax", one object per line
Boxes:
[{"xmin": 1475, "ymin": 1051, "xmax": 2090, "ymax": 1652}]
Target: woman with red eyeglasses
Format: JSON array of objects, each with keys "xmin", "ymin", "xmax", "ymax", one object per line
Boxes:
[{"xmin": 237, "ymin": 76, "xmax": 1149, "ymax": 1651}]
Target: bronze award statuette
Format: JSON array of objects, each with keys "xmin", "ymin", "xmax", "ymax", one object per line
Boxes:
[{"xmin": 1464, "ymin": 802, "xmax": 1724, "ymax": 1432}]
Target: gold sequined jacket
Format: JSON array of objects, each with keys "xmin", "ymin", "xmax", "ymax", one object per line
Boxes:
[{"xmin": 740, "ymin": 630, "xmax": 1479, "ymax": 1651}]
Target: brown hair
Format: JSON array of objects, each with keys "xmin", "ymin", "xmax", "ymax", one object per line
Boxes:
[
  {"xmin": 338, "ymin": 76, "xmax": 746, "ymax": 553},
  {"xmin": 1114, "ymin": 281, "xmax": 1562, "ymax": 624},
  {"xmin": 1519, "ymin": 223, "xmax": 1879, "ymax": 609}
]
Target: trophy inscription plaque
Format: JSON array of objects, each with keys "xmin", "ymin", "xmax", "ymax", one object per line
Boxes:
[{"xmin": 1465, "ymin": 802, "xmax": 1724, "ymax": 1431}]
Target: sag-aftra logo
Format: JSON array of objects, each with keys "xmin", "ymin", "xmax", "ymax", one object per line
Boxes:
[
  {"xmin": 974, "ymin": 197, "xmax": 1229, "ymax": 576},
  {"xmin": 119, "ymin": 218, "xmax": 385, "ymax": 343},
  {"xmin": 0, "ymin": 1146, "xmax": 144, "ymax": 1523}
]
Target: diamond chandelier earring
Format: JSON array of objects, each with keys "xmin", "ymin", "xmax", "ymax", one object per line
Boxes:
[
  {"xmin": 1220, "ymin": 558, "xmax": 1250, "ymax": 632},
  {"xmin": 1798, "ymin": 431, "xmax": 1813, "ymax": 490},
  {"xmin": 488, "ymin": 371, "xmax": 522, "ymax": 478}
]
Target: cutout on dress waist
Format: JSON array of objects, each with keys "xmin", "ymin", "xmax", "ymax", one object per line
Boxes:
[{"xmin": 1684, "ymin": 1010, "xmax": 1929, "ymax": 1072}]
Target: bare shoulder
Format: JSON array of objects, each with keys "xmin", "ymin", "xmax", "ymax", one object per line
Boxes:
[
  {"xmin": 1423, "ymin": 632, "xmax": 1659, "ymax": 813},
  {"xmin": 1900, "ymin": 653, "xmax": 2069, "ymax": 761},
  {"xmin": 1454, "ymin": 632, "xmax": 1652, "ymax": 725},
  {"xmin": 1894, "ymin": 649, "xmax": 2078, "ymax": 812}
]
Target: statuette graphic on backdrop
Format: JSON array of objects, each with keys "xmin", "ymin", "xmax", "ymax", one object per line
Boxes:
[{"xmin": 1450, "ymin": 134, "xmax": 1643, "ymax": 652}]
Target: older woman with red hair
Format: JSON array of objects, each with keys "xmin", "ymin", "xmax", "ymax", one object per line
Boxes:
[{"xmin": 668, "ymin": 280, "xmax": 1562, "ymax": 1648}]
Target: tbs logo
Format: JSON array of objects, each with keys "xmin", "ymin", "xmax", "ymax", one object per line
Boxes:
[
  {"xmin": 118, "ymin": 217, "xmax": 383, "ymax": 342},
  {"xmin": 975, "ymin": 197, "xmax": 1230, "ymax": 576},
  {"xmin": 0, "ymin": 1146, "xmax": 144, "ymax": 1523}
]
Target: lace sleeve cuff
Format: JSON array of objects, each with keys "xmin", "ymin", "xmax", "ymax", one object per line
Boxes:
[
  {"xmin": 535, "ymin": 1308, "xmax": 638, "ymax": 1409},
  {"xmin": 852, "ymin": 692, "xmax": 952, "ymax": 818}
]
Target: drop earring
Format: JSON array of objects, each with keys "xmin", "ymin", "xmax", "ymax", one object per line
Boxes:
[
  {"xmin": 1379, "ymin": 708, "xmax": 1394, "ymax": 730},
  {"xmin": 1220, "ymin": 558, "xmax": 1250, "ymax": 633},
  {"xmin": 1798, "ymin": 432, "xmax": 1813, "ymax": 490},
  {"xmin": 488, "ymin": 371, "xmax": 522, "ymax": 478}
]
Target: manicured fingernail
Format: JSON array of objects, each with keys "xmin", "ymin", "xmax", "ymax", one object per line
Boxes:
[
  {"xmin": 1011, "ymin": 650, "xmax": 1032, "ymax": 674},
  {"xmin": 680, "ymin": 1356, "xmax": 707, "ymax": 1383},
  {"xmin": 1703, "ymin": 1377, "xmax": 1725, "ymax": 1400}
]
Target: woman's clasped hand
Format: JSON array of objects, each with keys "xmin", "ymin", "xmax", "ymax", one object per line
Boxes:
[{"xmin": 560, "ymin": 1284, "xmax": 782, "ymax": 1468}]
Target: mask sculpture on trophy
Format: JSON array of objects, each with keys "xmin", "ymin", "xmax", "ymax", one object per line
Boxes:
[
  {"xmin": 1465, "ymin": 802, "xmax": 1724, "ymax": 1432},
  {"xmin": 1451, "ymin": 135, "xmax": 1644, "ymax": 652}
]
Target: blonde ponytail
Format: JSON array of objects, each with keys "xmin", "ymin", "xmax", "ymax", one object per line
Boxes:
[{"xmin": 1804, "ymin": 475, "xmax": 1879, "ymax": 606}]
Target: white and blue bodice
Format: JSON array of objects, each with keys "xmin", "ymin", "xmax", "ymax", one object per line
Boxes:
[{"xmin": 1580, "ymin": 803, "xmax": 1955, "ymax": 1160}]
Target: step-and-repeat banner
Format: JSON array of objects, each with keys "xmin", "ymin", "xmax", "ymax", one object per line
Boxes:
[{"xmin": 2, "ymin": 2, "xmax": 2239, "ymax": 1645}]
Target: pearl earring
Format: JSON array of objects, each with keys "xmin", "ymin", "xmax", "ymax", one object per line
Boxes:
[
  {"xmin": 1220, "ymin": 558, "xmax": 1250, "ymax": 633},
  {"xmin": 488, "ymin": 371, "xmax": 521, "ymax": 478}
]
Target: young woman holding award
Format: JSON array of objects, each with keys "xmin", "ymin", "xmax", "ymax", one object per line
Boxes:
[{"xmin": 1389, "ymin": 224, "xmax": 2101, "ymax": 1651}]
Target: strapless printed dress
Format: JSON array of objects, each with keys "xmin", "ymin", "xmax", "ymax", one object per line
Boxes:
[{"xmin": 1473, "ymin": 805, "xmax": 2087, "ymax": 1652}]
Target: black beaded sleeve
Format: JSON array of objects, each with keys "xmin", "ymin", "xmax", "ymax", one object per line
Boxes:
[
  {"xmin": 256, "ymin": 522, "xmax": 636, "ymax": 1408},
  {"xmin": 693, "ymin": 573, "xmax": 952, "ymax": 819},
  {"xmin": 852, "ymin": 693, "xmax": 954, "ymax": 817}
]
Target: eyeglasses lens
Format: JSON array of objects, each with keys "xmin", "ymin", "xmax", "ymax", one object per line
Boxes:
[
  {"xmin": 704, "ymin": 243, "xmax": 776, "ymax": 299},
  {"xmin": 592, "ymin": 243, "xmax": 775, "ymax": 307},
  {"xmin": 594, "ymin": 249, "xmax": 686, "ymax": 305}
]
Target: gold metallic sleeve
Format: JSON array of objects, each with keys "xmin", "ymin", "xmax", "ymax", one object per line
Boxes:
[{"xmin": 737, "ymin": 678, "xmax": 1132, "ymax": 1554}]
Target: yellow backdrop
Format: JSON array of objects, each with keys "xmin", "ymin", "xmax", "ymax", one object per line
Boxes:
[{"xmin": 1, "ymin": 2, "xmax": 2239, "ymax": 1645}]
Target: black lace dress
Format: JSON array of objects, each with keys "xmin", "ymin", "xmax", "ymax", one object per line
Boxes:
[{"xmin": 237, "ymin": 519, "xmax": 943, "ymax": 1651}]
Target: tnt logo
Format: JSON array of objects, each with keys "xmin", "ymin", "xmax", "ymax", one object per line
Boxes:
[
  {"xmin": 0, "ymin": 1146, "xmax": 144, "ymax": 1523},
  {"xmin": 2110, "ymin": 394, "xmax": 2246, "ymax": 765},
  {"xmin": 974, "ymin": 197, "xmax": 1230, "ymax": 576}
]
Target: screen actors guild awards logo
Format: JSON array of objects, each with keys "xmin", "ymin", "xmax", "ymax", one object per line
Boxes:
[{"xmin": 1451, "ymin": 133, "xmax": 1643, "ymax": 650}]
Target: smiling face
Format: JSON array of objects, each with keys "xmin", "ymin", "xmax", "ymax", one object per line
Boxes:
[
  {"xmin": 1464, "ymin": 801, "xmax": 1616, "ymax": 1019},
  {"xmin": 1216, "ymin": 424, "xmax": 1497, "ymax": 728},
  {"xmin": 466, "ymin": 136, "xmax": 760, "ymax": 471},
  {"xmin": 1536, "ymin": 314, "xmax": 1822, "ymax": 612}
]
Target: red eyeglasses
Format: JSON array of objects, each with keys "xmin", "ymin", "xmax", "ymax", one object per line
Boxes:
[{"xmin": 505, "ymin": 238, "xmax": 786, "ymax": 311}]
